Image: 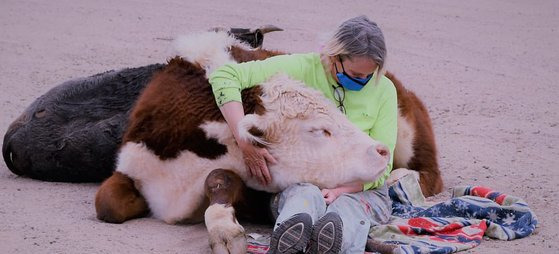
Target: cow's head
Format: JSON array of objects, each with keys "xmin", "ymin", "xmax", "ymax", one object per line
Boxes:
[
  {"xmin": 237, "ymin": 74, "xmax": 390, "ymax": 191},
  {"xmin": 2, "ymin": 64, "xmax": 165, "ymax": 182}
]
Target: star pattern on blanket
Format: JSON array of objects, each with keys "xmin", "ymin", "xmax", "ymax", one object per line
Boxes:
[
  {"xmin": 368, "ymin": 175, "xmax": 538, "ymax": 254},
  {"xmin": 502, "ymin": 213, "xmax": 516, "ymax": 225}
]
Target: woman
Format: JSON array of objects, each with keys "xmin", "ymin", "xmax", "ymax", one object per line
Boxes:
[{"xmin": 209, "ymin": 16, "xmax": 396, "ymax": 254}]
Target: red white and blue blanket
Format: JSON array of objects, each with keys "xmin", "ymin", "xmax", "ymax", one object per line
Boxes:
[
  {"xmin": 246, "ymin": 174, "xmax": 538, "ymax": 253},
  {"xmin": 368, "ymin": 174, "xmax": 538, "ymax": 253}
]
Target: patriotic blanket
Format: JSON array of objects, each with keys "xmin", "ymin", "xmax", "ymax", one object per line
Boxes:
[
  {"xmin": 368, "ymin": 174, "xmax": 538, "ymax": 253},
  {"xmin": 246, "ymin": 174, "xmax": 538, "ymax": 254}
]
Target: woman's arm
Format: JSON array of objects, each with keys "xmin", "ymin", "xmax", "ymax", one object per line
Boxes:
[{"xmin": 209, "ymin": 54, "xmax": 306, "ymax": 107}]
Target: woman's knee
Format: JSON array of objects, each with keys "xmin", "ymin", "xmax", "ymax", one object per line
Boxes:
[{"xmin": 327, "ymin": 192, "xmax": 391, "ymax": 225}]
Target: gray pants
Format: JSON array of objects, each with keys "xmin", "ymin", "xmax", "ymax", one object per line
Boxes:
[{"xmin": 271, "ymin": 183, "xmax": 392, "ymax": 253}]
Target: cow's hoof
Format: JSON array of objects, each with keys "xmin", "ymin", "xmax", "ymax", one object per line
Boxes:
[{"xmin": 205, "ymin": 203, "xmax": 246, "ymax": 254}]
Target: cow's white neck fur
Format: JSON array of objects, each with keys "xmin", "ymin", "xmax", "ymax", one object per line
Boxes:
[
  {"xmin": 173, "ymin": 31, "xmax": 252, "ymax": 78},
  {"xmin": 394, "ymin": 113, "xmax": 415, "ymax": 168}
]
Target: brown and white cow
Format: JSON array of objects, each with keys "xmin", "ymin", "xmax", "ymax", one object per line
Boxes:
[
  {"xmin": 95, "ymin": 31, "xmax": 443, "ymax": 253},
  {"xmin": 95, "ymin": 31, "xmax": 391, "ymax": 253}
]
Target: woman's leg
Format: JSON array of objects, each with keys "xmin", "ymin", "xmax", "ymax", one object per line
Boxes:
[
  {"xmin": 321, "ymin": 185, "xmax": 392, "ymax": 254},
  {"xmin": 268, "ymin": 183, "xmax": 327, "ymax": 254}
]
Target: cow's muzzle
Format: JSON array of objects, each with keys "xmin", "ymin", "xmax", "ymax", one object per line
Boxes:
[
  {"xmin": 2, "ymin": 113, "xmax": 30, "ymax": 176},
  {"xmin": 3, "ymin": 125, "xmax": 22, "ymax": 176},
  {"xmin": 369, "ymin": 143, "xmax": 391, "ymax": 161}
]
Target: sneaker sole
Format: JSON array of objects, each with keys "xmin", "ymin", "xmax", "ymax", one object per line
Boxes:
[
  {"xmin": 308, "ymin": 212, "xmax": 343, "ymax": 254},
  {"xmin": 268, "ymin": 213, "xmax": 312, "ymax": 254}
]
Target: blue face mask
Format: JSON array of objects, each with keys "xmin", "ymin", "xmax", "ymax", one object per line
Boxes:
[{"xmin": 335, "ymin": 56, "xmax": 373, "ymax": 91}]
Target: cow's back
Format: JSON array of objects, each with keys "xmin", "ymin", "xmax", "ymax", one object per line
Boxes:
[{"xmin": 122, "ymin": 57, "xmax": 265, "ymax": 160}]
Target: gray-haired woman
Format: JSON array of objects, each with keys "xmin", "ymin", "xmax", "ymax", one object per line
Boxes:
[{"xmin": 209, "ymin": 15, "xmax": 396, "ymax": 253}]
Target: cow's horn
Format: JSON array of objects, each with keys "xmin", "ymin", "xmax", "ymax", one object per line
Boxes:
[{"xmin": 257, "ymin": 25, "xmax": 283, "ymax": 34}]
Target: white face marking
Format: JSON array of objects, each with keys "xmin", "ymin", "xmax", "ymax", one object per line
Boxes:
[{"xmin": 394, "ymin": 113, "xmax": 416, "ymax": 168}]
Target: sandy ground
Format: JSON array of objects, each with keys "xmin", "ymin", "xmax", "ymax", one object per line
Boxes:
[{"xmin": 1, "ymin": 0, "xmax": 558, "ymax": 253}]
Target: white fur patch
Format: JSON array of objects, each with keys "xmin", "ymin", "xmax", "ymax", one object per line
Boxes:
[
  {"xmin": 173, "ymin": 31, "xmax": 252, "ymax": 78},
  {"xmin": 205, "ymin": 204, "xmax": 246, "ymax": 254},
  {"xmin": 115, "ymin": 140, "xmax": 246, "ymax": 224},
  {"xmin": 237, "ymin": 114, "xmax": 270, "ymax": 146},
  {"xmin": 199, "ymin": 121, "xmax": 236, "ymax": 146},
  {"xmin": 394, "ymin": 113, "xmax": 415, "ymax": 168}
]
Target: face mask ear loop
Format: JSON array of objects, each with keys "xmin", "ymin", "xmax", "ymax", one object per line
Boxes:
[
  {"xmin": 337, "ymin": 55, "xmax": 347, "ymax": 73},
  {"xmin": 334, "ymin": 55, "xmax": 341, "ymax": 75}
]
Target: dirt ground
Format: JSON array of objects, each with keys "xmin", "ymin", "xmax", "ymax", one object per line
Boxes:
[{"xmin": 1, "ymin": 0, "xmax": 558, "ymax": 253}]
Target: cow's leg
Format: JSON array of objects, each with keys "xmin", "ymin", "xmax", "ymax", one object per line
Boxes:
[
  {"xmin": 95, "ymin": 172, "xmax": 149, "ymax": 223},
  {"xmin": 204, "ymin": 169, "xmax": 247, "ymax": 254}
]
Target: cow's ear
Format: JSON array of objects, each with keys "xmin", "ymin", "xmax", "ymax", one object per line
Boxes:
[{"xmin": 237, "ymin": 114, "xmax": 270, "ymax": 147}]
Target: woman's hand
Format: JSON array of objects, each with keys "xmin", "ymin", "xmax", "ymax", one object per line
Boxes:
[
  {"xmin": 321, "ymin": 182, "xmax": 365, "ymax": 204},
  {"xmin": 237, "ymin": 139, "xmax": 277, "ymax": 185},
  {"xmin": 321, "ymin": 188, "xmax": 342, "ymax": 205},
  {"xmin": 218, "ymin": 101, "xmax": 277, "ymax": 185},
  {"xmin": 219, "ymin": 101, "xmax": 277, "ymax": 185}
]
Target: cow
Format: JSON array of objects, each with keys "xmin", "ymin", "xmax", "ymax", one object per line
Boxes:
[
  {"xmin": 95, "ymin": 30, "xmax": 392, "ymax": 253},
  {"xmin": 2, "ymin": 29, "xmax": 442, "ymax": 196}
]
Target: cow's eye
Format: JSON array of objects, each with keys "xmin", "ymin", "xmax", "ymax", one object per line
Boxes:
[
  {"xmin": 35, "ymin": 109, "xmax": 46, "ymax": 118},
  {"xmin": 310, "ymin": 128, "xmax": 331, "ymax": 137}
]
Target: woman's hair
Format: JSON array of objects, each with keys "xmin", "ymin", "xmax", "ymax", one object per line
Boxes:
[{"xmin": 321, "ymin": 15, "xmax": 387, "ymax": 82}]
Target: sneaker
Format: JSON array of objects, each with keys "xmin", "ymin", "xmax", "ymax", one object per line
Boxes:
[
  {"xmin": 268, "ymin": 213, "xmax": 313, "ymax": 254},
  {"xmin": 306, "ymin": 212, "xmax": 343, "ymax": 254}
]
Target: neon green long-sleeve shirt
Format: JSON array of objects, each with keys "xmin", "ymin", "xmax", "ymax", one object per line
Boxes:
[{"xmin": 208, "ymin": 53, "xmax": 397, "ymax": 190}]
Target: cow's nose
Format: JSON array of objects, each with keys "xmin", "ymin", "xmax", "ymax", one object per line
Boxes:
[
  {"xmin": 3, "ymin": 125, "xmax": 25, "ymax": 176},
  {"xmin": 368, "ymin": 144, "xmax": 390, "ymax": 159}
]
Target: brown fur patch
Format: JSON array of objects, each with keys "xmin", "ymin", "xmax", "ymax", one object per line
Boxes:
[
  {"xmin": 122, "ymin": 57, "xmax": 265, "ymax": 160},
  {"xmin": 95, "ymin": 172, "xmax": 149, "ymax": 223},
  {"xmin": 386, "ymin": 72, "xmax": 443, "ymax": 196}
]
